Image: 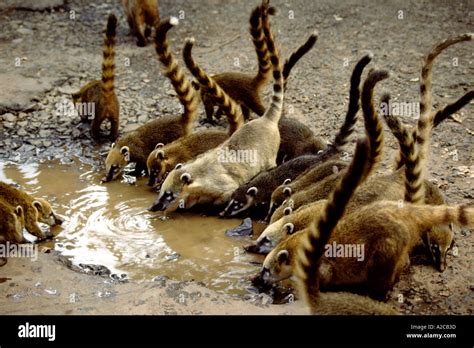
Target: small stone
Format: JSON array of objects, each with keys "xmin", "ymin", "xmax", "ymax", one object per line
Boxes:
[
  {"xmin": 3, "ymin": 113, "xmax": 15, "ymax": 122},
  {"xmin": 439, "ymin": 290, "xmax": 450, "ymax": 297}
]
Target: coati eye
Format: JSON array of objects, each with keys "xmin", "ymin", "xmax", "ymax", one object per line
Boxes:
[{"xmin": 260, "ymin": 236, "xmax": 270, "ymax": 245}]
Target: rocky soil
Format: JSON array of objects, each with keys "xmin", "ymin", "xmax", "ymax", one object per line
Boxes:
[{"xmin": 0, "ymin": 0, "xmax": 473, "ymax": 314}]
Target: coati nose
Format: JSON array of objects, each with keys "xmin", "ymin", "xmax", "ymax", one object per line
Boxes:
[
  {"xmin": 44, "ymin": 230, "xmax": 54, "ymax": 240},
  {"xmin": 54, "ymin": 215, "xmax": 65, "ymax": 226},
  {"xmin": 148, "ymin": 198, "xmax": 169, "ymax": 212}
]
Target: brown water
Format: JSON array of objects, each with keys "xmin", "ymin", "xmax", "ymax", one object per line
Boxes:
[{"xmin": 0, "ymin": 161, "xmax": 265, "ymax": 295}]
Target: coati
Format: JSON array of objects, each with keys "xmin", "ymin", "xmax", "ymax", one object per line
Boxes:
[
  {"xmin": 145, "ymin": 18, "xmax": 244, "ymax": 188},
  {"xmin": 267, "ymin": 52, "xmax": 373, "ymax": 218},
  {"xmin": 255, "ymin": 36, "xmax": 474, "ymax": 299},
  {"xmin": 102, "ymin": 17, "xmax": 198, "ymax": 183},
  {"xmin": 122, "ymin": 0, "xmax": 160, "ymax": 47},
  {"xmin": 0, "ymin": 200, "xmax": 25, "ymax": 244},
  {"xmin": 72, "ymin": 14, "xmax": 119, "ymax": 140},
  {"xmin": 194, "ymin": 0, "xmax": 274, "ymax": 122},
  {"xmin": 0, "ymin": 182, "xmax": 63, "ymax": 241},
  {"xmin": 149, "ymin": 16, "xmax": 284, "ymax": 213},
  {"xmin": 220, "ymin": 157, "xmax": 347, "ymax": 218}
]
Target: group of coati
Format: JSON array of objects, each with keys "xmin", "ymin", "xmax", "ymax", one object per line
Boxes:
[{"xmin": 1, "ymin": 0, "xmax": 472, "ymax": 315}]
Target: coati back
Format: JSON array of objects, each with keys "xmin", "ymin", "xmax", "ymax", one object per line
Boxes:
[
  {"xmin": 122, "ymin": 0, "xmax": 160, "ymax": 47},
  {"xmin": 72, "ymin": 14, "xmax": 119, "ymax": 140},
  {"xmin": 150, "ymin": 16, "xmax": 284, "ymax": 213},
  {"xmin": 103, "ymin": 17, "xmax": 198, "ymax": 183},
  {"xmin": 221, "ymin": 156, "xmax": 346, "ymax": 218},
  {"xmin": 196, "ymin": 1, "xmax": 274, "ymax": 122},
  {"xmin": 267, "ymin": 52, "xmax": 373, "ymax": 218},
  {"xmin": 0, "ymin": 182, "xmax": 63, "ymax": 241},
  {"xmin": 0, "ymin": 200, "xmax": 25, "ymax": 245}
]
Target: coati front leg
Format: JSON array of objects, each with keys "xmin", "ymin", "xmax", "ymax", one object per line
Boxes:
[
  {"xmin": 110, "ymin": 117, "xmax": 119, "ymax": 141},
  {"xmin": 91, "ymin": 116, "xmax": 104, "ymax": 140}
]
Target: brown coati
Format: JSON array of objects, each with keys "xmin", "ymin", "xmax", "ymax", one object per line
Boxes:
[
  {"xmin": 72, "ymin": 14, "xmax": 120, "ymax": 140},
  {"xmin": 0, "ymin": 200, "xmax": 25, "ymax": 244},
  {"xmin": 149, "ymin": 18, "xmax": 285, "ymax": 213},
  {"xmin": 122, "ymin": 0, "xmax": 160, "ymax": 47},
  {"xmin": 220, "ymin": 156, "xmax": 347, "ymax": 219},
  {"xmin": 102, "ymin": 17, "xmax": 198, "ymax": 183},
  {"xmin": 145, "ymin": 18, "xmax": 244, "ymax": 188},
  {"xmin": 267, "ymin": 52, "xmax": 373, "ymax": 218},
  {"xmin": 255, "ymin": 139, "xmax": 398, "ymax": 314},
  {"xmin": 194, "ymin": 1, "xmax": 275, "ymax": 123},
  {"xmin": 0, "ymin": 182, "xmax": 63, "ymax": 241}
]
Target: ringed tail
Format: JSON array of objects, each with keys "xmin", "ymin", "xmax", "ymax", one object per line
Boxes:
[
  {"xmin": 183, "ymin": 38, "xmax": 244, "ymax": 135},
  {"xmin": 155, "ymin": 17, "xmax": 198, "ymax": 130},
  {"xmin": 102, "ymin": 14, "xmax": 118, "ymax": 96}
]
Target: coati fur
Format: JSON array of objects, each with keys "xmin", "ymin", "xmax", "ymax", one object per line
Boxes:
[
  {"xmin": 72, "ymin": 14, "xmax": 119, "ymax": 140},
  {"xmin": 194, "ymin": 1, "xmax": 274, "ymax": 122},
  {"xmin": 267, "ymin": 52, "xmax": 373, "ymax": 218},
  {"xmin": 103, "ymin": 17, "xmax": 198, "ymax": 183},
  {"xmin": 0, "ymin": 182, "xmax": 63, "ymax": 241},
  {"xmin": 150, "ymin": 18, "xmax": 284, "ymax": 213},
  {"xmin": 145, "ymin": 18, "xmax": 244, "ymax": 188},
  {"xmin": 122, "ymin": 0, "xmax": 160, "ymax": 47},
  {"xmin": 0, "ymin": 200, "xmax": 25, "ymax": 244},
  {"xmin": 221, "ymin": 157, "xmax": 347, "ymax": 219}
]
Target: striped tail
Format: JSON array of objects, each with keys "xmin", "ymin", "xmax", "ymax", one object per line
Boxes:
[
  {"xmin": 332, "ymin": 53, "xmax": 373, "ymax": 152},
  {"xmin": 282, "ymin": 31, "xmax": 318, "ymax": 90},
  {"xmin": 260, "ymin": 1, "xmax": 284, "ymax": 123},
  {"xmin": 101, "ymin": 14, "xmax": 117, "ymax": 96},
  {"xmin": 414, "ymin": 33, "xmax": 473, "ymax": 169},
  {"xmin": 250, "ymin": 0, "xmax": 274, "ymax": 86},
  {"xmin": 155, "ymin": 17, "xmax": 198, "ymax": 133},
  {"xmin": 295, "ymin": 138, "xmax": 371, "ymax": 313},
  {"xmin": 360, "ymin": 69, "xmax": 389, "ymax": 179},
  {"xmin": 182, "ymin": 38, "xmax": 244, "ymax": 135}
]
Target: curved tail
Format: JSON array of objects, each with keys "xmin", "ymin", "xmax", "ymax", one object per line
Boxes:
[
  {"xmin": 282, "ymin": 31, "xmax": 318, "ymax": 90},
  {"xmin": 332, "ymin": 53, "xmax": 373, "ymax": 152},
  {"xmin": 295, "ymin": 138, "xmax": 371, "ymax": 313},
  {"xmin": 101, "ymin": 14, "xmax": 117, "ymax": 96},
  {"xmin": 433, "ymin": 90, "xmax": 474, "ymax": 128},
  {"xmin": 155, "ymin": 17, "xmax": 198, "ymax": 133},
  {"xmin": 260, "ymin": 1, "xmax": 284, "ymax": 123},
  {"xmin": 183, "ymin": 38, "xmax": 244, "ymax": 135},
  {"xmin": 250, "ymin": 0, "xmax": 275, "ymax": 86},
  {"xmin": 360, "ymin": 69, "xmax": 389, "ymax": 179}
]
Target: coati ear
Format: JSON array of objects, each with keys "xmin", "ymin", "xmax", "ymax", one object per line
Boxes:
[
  {"xmin": 180, "ymin": 172, "xmax": 192, "ymax": 184},
  {"xmin": 284, "ymin": 207, "xmax": 292, "ymax": 216},
  {"xmin": 283, "ymin": 187, "xmax": 292, "ymax": 197},
  {"xmin": 155, "ymin": 143, "xmax": 164, "ymax": 150},
  {"xmin": 191, "ymin": 81, "xmax": 200, "ymax": 91},
  {"xmin": 246, "ymin": 187, "xmax": 258, "ymax": 197},
  {"xmin": 111, "ymin": 142, "xmax": 115, "ymax": 149},
  {"xmin": 33, "ymin": 200, "xmax": 43, "ymax": 214},
  {"xmin": 175, "ymin": 163, "xmax": 183, "ymax": 170},
  {"xmin": 284, "ymin": 223, "xmax": 294, "ymax": 235},
  {"xmin": 277, "ymin": 250, "xmax": 290, "ymax": 265},
  {"xmin": 282, "ymin": 178, "xmax": 291, "ymax": 185},
  {"xmin": 120, "ymin": 146, "xmax": 130, "ymax": 162},
  {"xmin": 156, "ymin": 150, "xmax": 165, "ymax": 160},
  {"xmin": 14, "ymin": 205, "xmax": 24, "ymax": 218}
]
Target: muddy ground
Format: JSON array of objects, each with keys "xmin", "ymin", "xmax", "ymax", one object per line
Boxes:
[{"xmin": 0, "ymin": 0, "xmax": 473, "ymax": 314}]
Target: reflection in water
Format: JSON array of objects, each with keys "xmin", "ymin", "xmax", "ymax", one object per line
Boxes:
[{"xmin": 0, "ymin": 161, "xmax": 263, "ymax": 295}]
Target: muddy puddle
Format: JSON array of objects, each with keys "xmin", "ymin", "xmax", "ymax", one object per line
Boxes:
[{"xmin": 0, "ymin": 161, "xmax": 266, "ymax": 296}]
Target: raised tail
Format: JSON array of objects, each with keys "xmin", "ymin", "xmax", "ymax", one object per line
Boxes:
[
  {"xmin": 360, "ymin": 69, "xmax": 389, "ymax": 179},
  {"xmin": 155, "ymin": 17, "xmax": 198, "ymax": 134},
  {"xmin": 260, "ymin": 1, "xmax": 284, "ymax": 124},
  {"xmin": 282, "ymin": 31, "xmax": 318, "ymax": 90},
  {"xmin": 295, "ymin": 138, "xmax": 371, "ymax": 313},
  {"xmin": 332, "ymin": 53, "xmax": 373, "ymax": 152},
  {"xmin": 101, "ymin": 14, "xmax": 118, "ymax": 96},
  {"xmin": 415, "ymin": 33, "xmax": 473, "ymax": 166},
  {"xmin": 183, "ymin": 38, "xmax": 244, "ymax": 135},
  {"xmin": 250, "ymin": 0, "xmax": 275, "ymax": 86},
  {"xmin": 433, "ymin": 90, "xmax": 474, "ymax": 128}
]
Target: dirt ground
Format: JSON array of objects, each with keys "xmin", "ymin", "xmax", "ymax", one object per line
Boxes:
[{"xmin": 0, "ymin": 0, "xmax": 473, "ymax": 315}]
